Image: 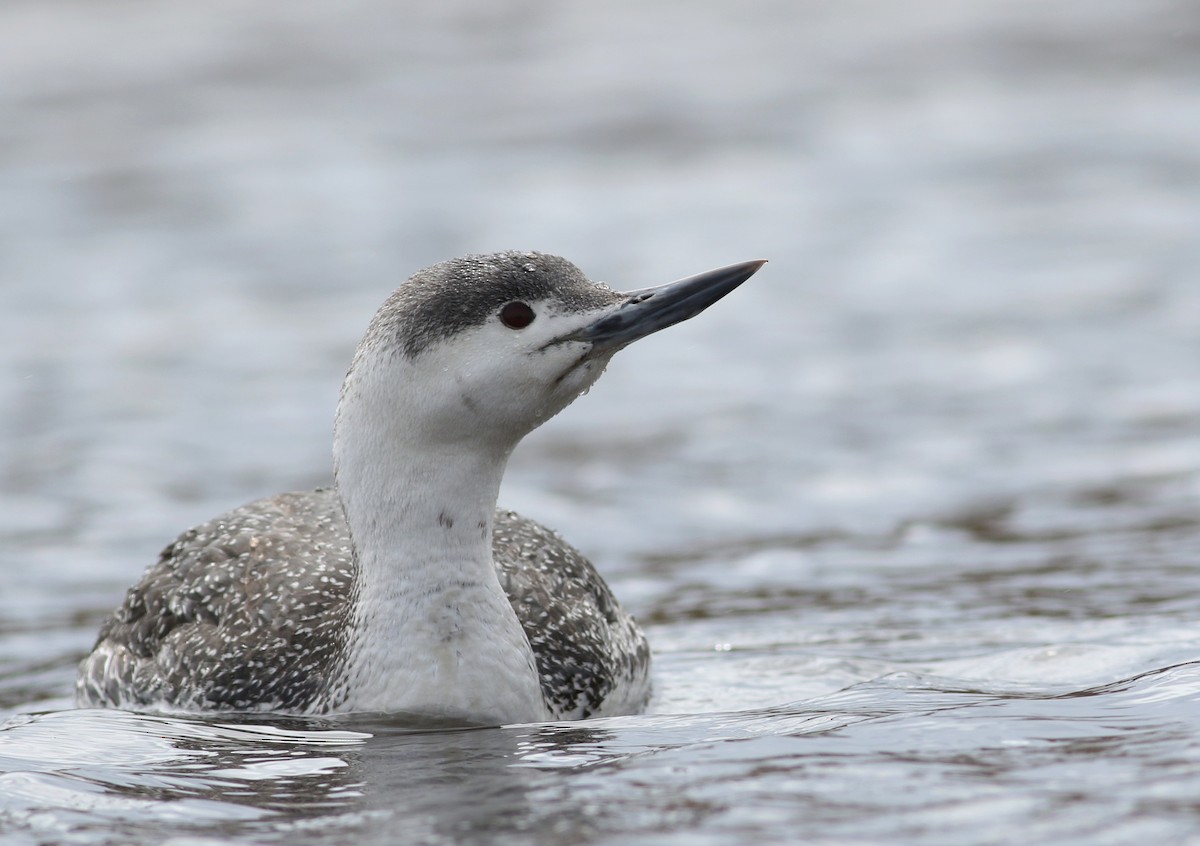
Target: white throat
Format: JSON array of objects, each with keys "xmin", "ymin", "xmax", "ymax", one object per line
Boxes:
[{"xmin": 328, "ymin": 357, "xmax": 551, "ymax": 724}]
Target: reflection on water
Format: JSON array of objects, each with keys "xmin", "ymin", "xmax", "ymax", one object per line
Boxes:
[
  {"xmin": 2, "ymin": 0, "xmax": 1199, "ymax": 843},
  {"xmin": 5, "ymin": 662, "xmax": 1200, "ymax": 844},
  {"xmin": 0, "ymin": 710, "xmax": 616, "ymax": 845}
]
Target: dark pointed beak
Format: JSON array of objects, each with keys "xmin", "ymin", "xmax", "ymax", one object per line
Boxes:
[{"xmin": 575, "ymin": 259, "xmax": 766, "ymax": 351}]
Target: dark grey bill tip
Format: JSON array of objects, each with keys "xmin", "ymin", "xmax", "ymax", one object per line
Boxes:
[{"xmin": 575, "ymin": 259, "xmax": 767, "ymax": 350}]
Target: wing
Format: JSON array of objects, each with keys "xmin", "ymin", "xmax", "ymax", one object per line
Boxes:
[
  {"xmin": 493, "ymin": 509, "xmax": 651, "ymax": 719},
  {"xmin": 77, "ymin": 492, "xmax": 650, "ymax": 717},
  {"xmin": 76, "ymin": 489, "xmax": 355, "ymax": 712}
]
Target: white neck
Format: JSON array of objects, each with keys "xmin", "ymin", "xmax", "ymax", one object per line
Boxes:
[{"xmin": 328, "ymin": 367, "xmax": 550, "ymax": 724}]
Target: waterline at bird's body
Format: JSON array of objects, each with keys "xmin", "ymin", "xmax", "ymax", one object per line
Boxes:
[{"xmin": 77, "ymin": 251, "xmax": 764, "ymax": 725}]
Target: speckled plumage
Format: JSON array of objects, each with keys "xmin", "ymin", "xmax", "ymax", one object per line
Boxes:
[
  {"xmin": 77, "ymin": 488, "xmax": 649, "ymax": 718},
  {"xmin": 77, "ymin": 250, "xmax": 761, "ymax": 723}
]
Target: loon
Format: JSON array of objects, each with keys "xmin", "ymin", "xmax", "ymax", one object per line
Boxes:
[{"xmin": 76, "ymin": 251, "xmax": 765, "ymax": 725}]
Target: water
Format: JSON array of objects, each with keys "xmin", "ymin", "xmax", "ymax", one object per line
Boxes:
[{"xmin": 2, "ymin": 0, "xmax": 1199, "ymax": 843}]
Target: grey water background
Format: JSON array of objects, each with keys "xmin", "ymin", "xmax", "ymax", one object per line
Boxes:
[{"xmin": 1, "ymin": 0, "xmax": 1199, "ymax": 843}]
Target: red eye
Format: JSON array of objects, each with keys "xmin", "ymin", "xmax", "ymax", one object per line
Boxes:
[{"xmin": 500, "ymin": 301, "xmax": 536, "ymax": 329}]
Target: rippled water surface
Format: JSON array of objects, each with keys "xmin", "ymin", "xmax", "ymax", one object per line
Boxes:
[{"xmin": 2, "ymin": 0, "xmax": 1199, "ymax": 844}]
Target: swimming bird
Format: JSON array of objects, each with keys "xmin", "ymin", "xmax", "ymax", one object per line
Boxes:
[{"xmin": 77, "ymin": 251, "xmax": 765, "ymax": 724}]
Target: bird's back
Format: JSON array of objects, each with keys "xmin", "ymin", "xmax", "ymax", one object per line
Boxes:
[{"xmin": 76, "ymin": 489, "xmax": 650, "ymax": 719}]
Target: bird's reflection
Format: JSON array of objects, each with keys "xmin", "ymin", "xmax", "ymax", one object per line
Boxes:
[{"xmin": 0, "ymin": 707, "xmax": 619, "ymax": 845}]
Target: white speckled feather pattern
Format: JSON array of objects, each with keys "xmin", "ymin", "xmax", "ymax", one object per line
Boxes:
[
  {"xmin": 77, "ymin": 251, "xmax": 762, "ymax": 724},
  {"xmin": 76, "ymin": 488, "xmax": 649, "ymax": 719}
]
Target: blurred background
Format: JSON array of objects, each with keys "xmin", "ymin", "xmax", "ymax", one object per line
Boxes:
[
  {"xmin": 1, "ymin": 0, "xmax": 1198, "ymax": 708},
  {"xmin": 3, "ymin": 2, "xmax": 1200, "ymax": 843}
]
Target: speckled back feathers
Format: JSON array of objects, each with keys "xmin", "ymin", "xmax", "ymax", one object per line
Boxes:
[{"xmin": 77, "ymin": 488, "xmax": 650, "ymax": 718}]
